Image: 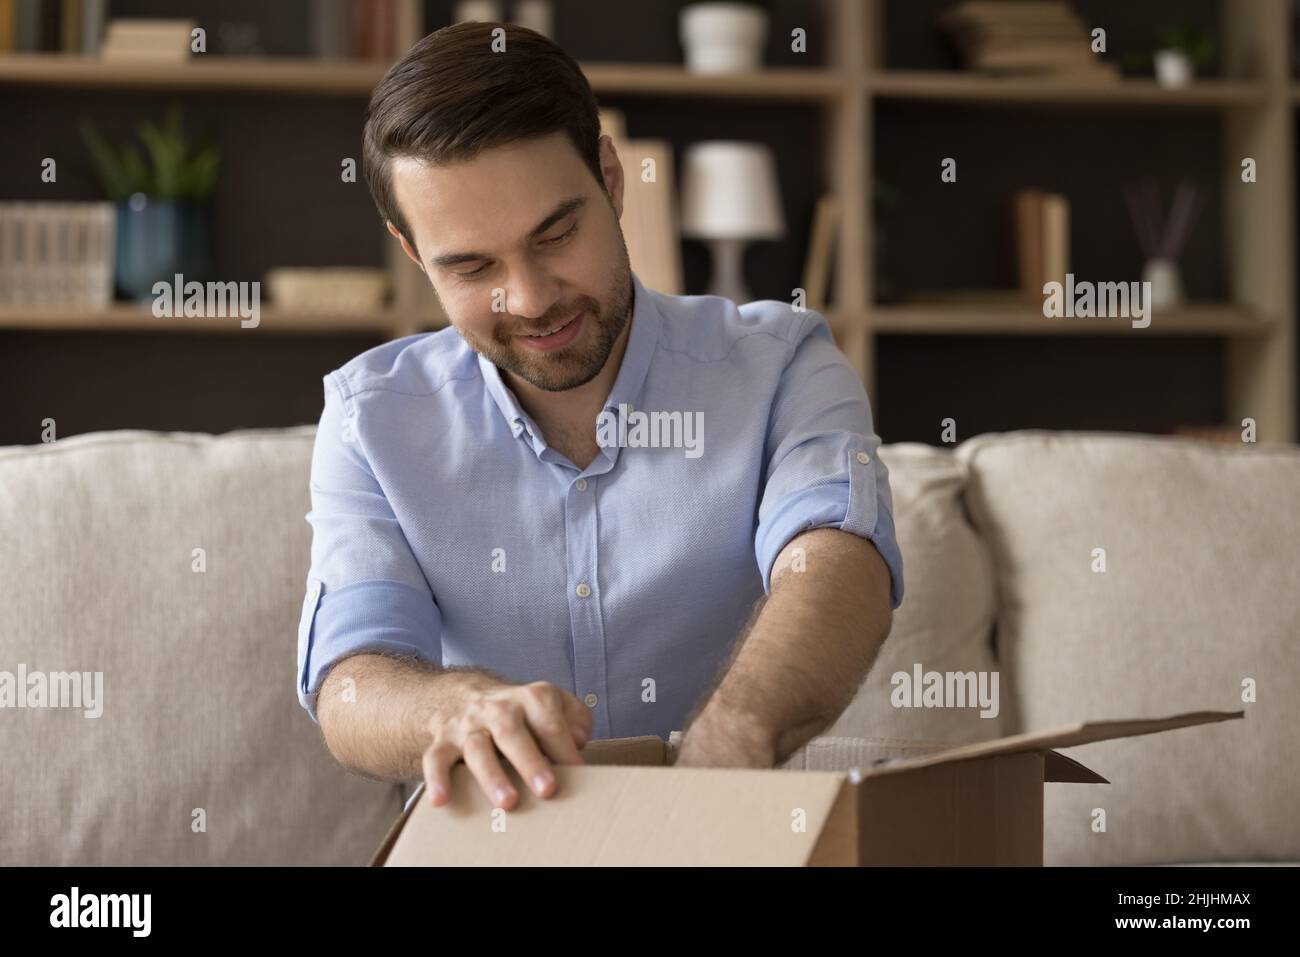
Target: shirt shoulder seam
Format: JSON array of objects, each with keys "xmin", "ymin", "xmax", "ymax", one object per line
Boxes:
[{"xmin": 655, "ymin": 327, "xmax": 799, "ymax": 365}]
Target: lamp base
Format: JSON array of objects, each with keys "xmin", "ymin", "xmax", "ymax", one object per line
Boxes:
[{"xmin": 703, "ymin": 237, "xmax": 751, "ymax": 304}]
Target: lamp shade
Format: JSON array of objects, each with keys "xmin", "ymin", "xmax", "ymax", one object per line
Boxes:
[{"xmin": 679, "ymin": 141, "xmax": 786, "ymax": 241}]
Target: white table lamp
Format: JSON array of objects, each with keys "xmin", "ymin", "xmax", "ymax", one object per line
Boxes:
[{"xmin": 679, "ymin": 141, "xmax": 785, "ymax": 303}]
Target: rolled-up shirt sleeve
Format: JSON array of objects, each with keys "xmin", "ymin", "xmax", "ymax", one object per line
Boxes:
[
  {"xmin": 296, "ymin": 371, "xmax": 443, "ymax": 724},
  {"xmin": 754, "ymin": 311, "xmax": 905, "ymax": 608}
]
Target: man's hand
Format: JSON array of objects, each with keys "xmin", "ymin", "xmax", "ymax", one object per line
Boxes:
[{"xmin": 423, "ymin": 680, "xmax": 594, "ymax": 809}]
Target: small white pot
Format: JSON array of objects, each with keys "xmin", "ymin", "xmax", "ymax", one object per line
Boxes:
[
  {"xmin": 1154, "ymin": 49, "xmax": 1194, "ymax": 88},
  {"xmin": 680, "ymin": 3, "xmax": 768, "ymax": 74}
]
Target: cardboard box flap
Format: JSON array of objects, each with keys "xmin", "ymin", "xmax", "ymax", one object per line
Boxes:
[
  {"xmin": 377, "ymin": 764, "xmax": 850, "ymax": 866},
  {"xmin": 1042, "ymin": 750, "xmax": 1108, "ymax": 784},
  {"xmin": 859, "ymin": 710, "xmax": 1242, "ymax": 779}
]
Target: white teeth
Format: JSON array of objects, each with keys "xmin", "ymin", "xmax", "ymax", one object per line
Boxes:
[{"xmin": 525, "ymin": 316, "xmax": 574, "ymax": 337}]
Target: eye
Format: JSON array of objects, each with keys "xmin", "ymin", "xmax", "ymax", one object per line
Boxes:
[
  {"xmin": 542, "ymin": 223, "xmax": 577, "ymax": 246},
  {"xmin": 452, "ymin": 263, "xmax": 490, "ymax": 281}
]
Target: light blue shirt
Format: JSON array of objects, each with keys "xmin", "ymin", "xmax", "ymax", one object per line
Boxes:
[{"xmin": 297, "ymin": 270, "xmax": 904, "ymax": 741}]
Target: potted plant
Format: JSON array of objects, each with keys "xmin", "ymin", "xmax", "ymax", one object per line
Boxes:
[
  {"xmin": 1152, "ymin": 22, "xmax": 1215, "ymax": 88},
  {"xmin": 80, "ymin": 107, "xmax": 220, "ymax": 301},
  {"xmin": 679, "ymin": 0, "xmax": 770, "ymax": 74}
]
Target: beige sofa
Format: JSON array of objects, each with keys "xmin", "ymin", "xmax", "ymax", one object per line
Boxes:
[{"xmin": 1, "ymin": 426, "xmax": 1296, "ymax": 866}]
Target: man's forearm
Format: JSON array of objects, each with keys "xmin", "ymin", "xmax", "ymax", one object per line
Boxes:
[
  {"xmin": 683, "ymin": 528, "xmax": 894, "ymax": 766},
  {"xmin": 316, "ymin": 654, "xmax": 504, "ymax": 783}
]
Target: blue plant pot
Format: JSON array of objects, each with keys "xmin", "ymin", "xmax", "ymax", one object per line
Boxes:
[{"xmin": 115, "ymin": 195, "xmax": 214, "ymax": 302}]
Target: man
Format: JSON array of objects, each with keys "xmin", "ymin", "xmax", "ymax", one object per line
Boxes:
[{"xmin": 297, "ymin": 21, "xmax": 904, "ymax": 813}]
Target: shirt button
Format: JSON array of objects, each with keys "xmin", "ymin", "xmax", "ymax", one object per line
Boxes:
[
  {"xmin": 575, "ymin": 582, "xmax": 592, "ymax": 598},
  {"xmin": 583, "ymin": 693, "xmax": 598, "ymax": 708},
  {"xmin": 856, "ymin": 451, "xmax": 872, "ymax": 464},
  {"xmin": 575, "ymin": 478, "xmax": 588, "ymax": 492}
]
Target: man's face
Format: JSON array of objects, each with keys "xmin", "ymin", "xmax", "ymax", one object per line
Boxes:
[{"xmin": 389, "ymin": 131, "xmax": 634, "ymax": 393}]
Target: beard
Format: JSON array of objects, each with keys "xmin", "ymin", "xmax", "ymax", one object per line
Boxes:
[{"xmin": 458, "ymin": 219, "xmax": 635, "ymax": 393}]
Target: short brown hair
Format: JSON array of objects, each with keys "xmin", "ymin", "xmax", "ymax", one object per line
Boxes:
[{"xmin": 362, "ymin": 21, "xmax": 604, "ymax": 251}]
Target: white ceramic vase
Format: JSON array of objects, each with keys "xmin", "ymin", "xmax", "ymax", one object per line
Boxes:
[
  {"xmin": 680, "ymin": 3, "xmax": 768, "ymax": 74},
  {"xmin": 1154, "ymin": 49, "xmax": 1193, "ymax": 88},
  {"xmin": 1142, "ymin": 257, "xmax": 1184, "ymax": 311}
]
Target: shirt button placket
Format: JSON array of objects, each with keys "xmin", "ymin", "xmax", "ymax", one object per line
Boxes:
[{"xmin": 567, "ymin": 475, "xmax": 609, "ymax": 738}]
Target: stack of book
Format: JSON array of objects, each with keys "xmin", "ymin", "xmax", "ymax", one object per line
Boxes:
[
  {"xmin": 100, "ymin": 19, "xmax": 195, "ymax": 62},
  {"xmin": 1014, "ymin": 189, "xmax": 1069, "ymax": 302},
  {"xmin": 939, "ymin": 1, "xmax": 1119, "ymax": 80},
  {"xmin": 0, "ymin": 202, "xmax": 115, "ymax": 308}
]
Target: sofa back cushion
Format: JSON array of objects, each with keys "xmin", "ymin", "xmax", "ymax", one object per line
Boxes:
[
  {"xmin": 783, "ymin": 442, "xmax": 1007, "ymax": 770},
  {"xmin": 0, "ymin": 428, "xmax": 401, "ymax": 865},
  {"xmin": 956, "ymin": 431, "xmax": 1300, "ymax": 865}
]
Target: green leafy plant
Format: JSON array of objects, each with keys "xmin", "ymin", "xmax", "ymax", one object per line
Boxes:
[
  {"xmin": 1155, "ymin": 22, "xmax": 1215, "ymax": 71},
  {"xmin": 80, "ymin": 106, "xmax": 220, "ymax": 203}
]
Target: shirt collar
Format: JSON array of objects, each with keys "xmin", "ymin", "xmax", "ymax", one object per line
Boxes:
[{"xmin": 476, "ymin": 269, "xmax": 662, "ymax": 446}]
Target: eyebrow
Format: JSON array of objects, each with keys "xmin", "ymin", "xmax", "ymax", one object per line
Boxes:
[{"xmin": 427, "ymin": 195, "xmax": 588, "ymax": 270}]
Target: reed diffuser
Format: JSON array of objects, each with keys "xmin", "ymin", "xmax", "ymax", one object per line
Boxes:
[{"xmin": 1124, "ymin": 179, "xmax": 1203, "ymax": 311}]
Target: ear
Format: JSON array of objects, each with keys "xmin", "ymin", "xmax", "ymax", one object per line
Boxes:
[
  {"xmin": 598, "ymin": 134, "xmax": 625, "ymax": 220},
  {"xmin": 386, "ymin": 221, "xmax": 424, "ymax": 271}
]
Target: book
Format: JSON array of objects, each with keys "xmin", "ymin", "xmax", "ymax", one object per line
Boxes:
[
  {"xmin": 14, "ymin": 0, "xmax": 41, "ymax": 52},
  {"xmin": 356, "ymin": 0, "xmax": 395, "ymax": 59},
  {"xmin": 80, "ymin": 0, "xmax": 102, "ymax": 54},
  {"xmin": 1014, "ymin": 189, "xmax": 1070, "ymax": 299},
  {"xmin": 601, "ymin": 110, "xmax": 682, "ymax": 295},
  {"xmin": 618, "ymin": 139, "xmax": 683, "ymax": 296},
  {"xmin": 0, "ymin": 0, "xmax": 14, "ymax": 53},
  {"xmin": 939, "ymin": 0, "xmax": 1112, "ymax": 78},
  {"xmin": 801, "ymin": 193, "xmax": 840, "ymax": 311},
  {"xmin": 311, "ymin": 0, "xmax": 350, "ymax": 58},
  {"xmin": 58, "ymin": 0, "xmax": 77, "ymax": 52},
  {"xmin": 1042, "ymin": 192, "xmax": 1069, "ymax": 289},
  {"xmin": 394, "ymin": 0, "xmax": 422, "ymax": 54},
  {"xmin": 1014, "ymin": 188, "xmax": 1044, "ymax": 302}
]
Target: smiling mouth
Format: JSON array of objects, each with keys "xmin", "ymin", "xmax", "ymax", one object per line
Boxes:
[{"xmin": 521, "ymin": 313, "xmax": 579, "ymax": 338}]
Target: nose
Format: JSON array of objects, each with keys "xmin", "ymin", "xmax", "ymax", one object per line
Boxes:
[{"xmin": 504, "ymin": 260, "xmax": 562, "ymax": 322}]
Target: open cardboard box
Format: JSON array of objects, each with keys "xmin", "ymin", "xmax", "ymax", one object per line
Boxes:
[{"xmin": 372, "ymin": 709, "xmax": 1242, "ymax": 866}]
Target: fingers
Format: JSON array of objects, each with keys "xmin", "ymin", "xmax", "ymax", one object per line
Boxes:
[
  {"xmin": 424, "ymin": 682, "xmax": 598, "ymax": 810},
  {"xmin": 516, "ymin": 683, "xmax": 589, "ymax": 767},
  {"xmin": 422, "ymin": 738, "xmax": 460, "ymax": 807},
  {"xmin": 563, "ymin": 692, "xmax": 595, "ymax": 750},
  {"xmin": 487, "ymin": 702, "xmax": 558, "ymax": 800},
  {"xmin": 462, "ymin": 728, "xmax": 520, "ymax": 809}
]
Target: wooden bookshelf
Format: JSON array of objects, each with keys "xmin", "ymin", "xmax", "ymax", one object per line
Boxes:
[
  {"xmin": 0, "ymin": 0, "xmax": 1295, "ymax": 442},
  {"xmin": 871, "ymin": 298, "xmax": 1270, "ymax": 336},
  {"xmin": 0, "ymin": 52, "xmax": 846, "ymax": 101},
  {"xmin": 847, "ymin": 0, "xmax": 1297, "ymax": 442},
  {"xmin": 0, "ymin": 304, "xmax": 432, "ymax": 337},
  {"xmin": 868, "ymin": 71, "xmax": 1267, "ymax": 109},
  {"xmin": 0, "ymin": 52, "xmax": 388, "ymax": 95}
]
